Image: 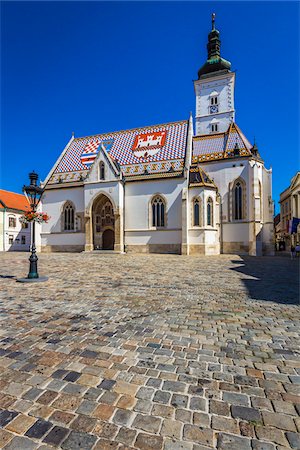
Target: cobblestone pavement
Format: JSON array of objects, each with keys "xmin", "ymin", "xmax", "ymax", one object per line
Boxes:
[{"xmin": 0, "ymin": 252, "xmax": 299, "ymax": 450}]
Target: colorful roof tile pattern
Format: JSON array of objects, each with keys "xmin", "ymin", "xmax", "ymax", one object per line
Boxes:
[
  {"xmin": 189, "ymin": 166, "xmax": 217, "ymax": 188},
  {"xmin": 192, "ymin": 122, "xmax": 253, "ymax": 163},
  {"xmin": 48, "ymin": 120, "xmax": 188, "ymax": 184},
  {"xmin": 0, "ymin": 190, "xmax": 30, "ymax": 212}
]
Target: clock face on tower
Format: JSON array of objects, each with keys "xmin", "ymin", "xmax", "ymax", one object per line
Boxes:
[{"xmin": 210, "ymin": 105, "xmax": 219, "ymax": 114}]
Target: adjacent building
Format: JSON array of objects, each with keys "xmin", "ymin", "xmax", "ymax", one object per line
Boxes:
[
  {"xmin": 40, "ymin": 16, "xmax": 274, "ymax": 256},
  {"xmin": 278, "ymin": 172, "xmax": 300, "ymax": 249},
  {"xmin": 0, "ymin": 190, "xmax": 31, "ymax": 251}
]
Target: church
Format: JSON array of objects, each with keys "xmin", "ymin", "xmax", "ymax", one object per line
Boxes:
[{"xmin": 40, "ymin": 16, "xmax": 274, "ymax": 256}]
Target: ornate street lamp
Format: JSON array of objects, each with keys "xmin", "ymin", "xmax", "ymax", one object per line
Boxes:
[{"xmin": 17, "ymin": 171, "xmax": 48, "ymax": 283}]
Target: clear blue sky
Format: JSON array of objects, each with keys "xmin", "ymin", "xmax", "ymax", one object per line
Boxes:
[{"xmin": 1, "ymin": 1, "xmax": 299, "ymax": 211}]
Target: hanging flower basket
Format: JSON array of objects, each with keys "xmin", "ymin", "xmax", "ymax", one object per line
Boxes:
[{"xmin": 19, "ymin": 211, "xmax": 50, "ymax": 224}]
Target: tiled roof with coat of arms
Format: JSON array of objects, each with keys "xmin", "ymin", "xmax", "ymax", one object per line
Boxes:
[{"xmin": 46, "ymin": 120, "xmax": 189, "ymax": 185}]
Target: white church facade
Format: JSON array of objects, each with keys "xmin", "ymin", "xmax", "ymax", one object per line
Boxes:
[{"xmin": 40, "ymin": 17, "xmax": 274, "ymax": 256}]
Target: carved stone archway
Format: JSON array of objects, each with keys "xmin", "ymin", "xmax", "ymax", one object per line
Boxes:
[
  {"xmin": 85, "ymin": 193, "xmax": 122, "ymax": 252},
  {"xmin": 92, "ymin": 195, "xmax": 115, "ymax": 250}
]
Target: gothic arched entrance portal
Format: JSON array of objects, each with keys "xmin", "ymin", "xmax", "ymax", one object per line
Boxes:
[{"xmin": 92, "ymin": 195, "xmax": 115, "ymax": 250}]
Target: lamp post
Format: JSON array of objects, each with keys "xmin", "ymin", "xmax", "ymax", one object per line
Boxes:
[{"xmin": 17, "ymin": 171, "xmax": 48, "ymax": 283}]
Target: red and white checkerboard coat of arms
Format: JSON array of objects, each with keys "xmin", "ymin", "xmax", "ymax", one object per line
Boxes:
[{"xmin": 132, "ymin": 131, "xmax": 167, "ymax": 158}]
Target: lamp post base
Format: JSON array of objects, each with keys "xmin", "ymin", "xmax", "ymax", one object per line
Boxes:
[{"xmin": 16, "ymin": 276, "xmax": 49, "ymax": 283}]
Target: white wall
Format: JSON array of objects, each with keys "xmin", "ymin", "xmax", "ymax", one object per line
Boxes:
[
  {"xmin": 124, "ymin": 178, "xmax": 185, "ymax": 245},
  {"xmin": 1, "ymin": 210, "xmax": 31, "ymax": 252},
  {"xmin": 41, "ymin": 187, "xmax": 84, "ymax": 246}
]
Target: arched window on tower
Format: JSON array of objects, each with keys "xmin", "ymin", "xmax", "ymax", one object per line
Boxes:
[
  {"xmin": 63, "ymin": 201, "xmax": 75, "ymax": 231},
  {"xmin": 207, "ymin": 197, "xmax": 213, "ymax": 226},
  {"xmin": 193, "ymin": 198, "xmax": 202, "ymax": 227},
  {"xmin": 99, "ymin": 161, "xmax": 105, "ymax": 180},
  {"xmin": 151, "ymin": 196, "xmax": 166, "ymax": 228}
]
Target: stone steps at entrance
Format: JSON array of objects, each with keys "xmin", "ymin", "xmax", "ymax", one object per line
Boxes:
[{"xmin": 82, "ymin": 250, "xmax": 123, "ymax": 254}]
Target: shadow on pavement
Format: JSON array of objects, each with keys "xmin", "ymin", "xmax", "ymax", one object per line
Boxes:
[{"xmin": 230, "ymin": 256, "xmax": 300, "ymax": 305}]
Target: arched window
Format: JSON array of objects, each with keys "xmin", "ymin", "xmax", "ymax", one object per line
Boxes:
[
  {"xmin": 151, "ymin": 196, "xmax": 166, "ymax": 227},
  {"xmin": 234, "ymin": 181, "xmax": 243, "ymax": 220},
  {"xmin": 207, "ymin": 197, "xmax": 213, "ymax": 226},
  {"xmin": 63, "ymin": 202, "xmax": 75, "ymax": 231},
  {"xmin": 193, "ymin": 198, "xmax": 201, "ymax": 227},
  {"xmin": 99, "ymin": 162, "xmax": 105, "ymax": 180}
]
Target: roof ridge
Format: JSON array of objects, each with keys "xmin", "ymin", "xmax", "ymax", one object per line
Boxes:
[
  {"xmin": 224, "ymin": 122, "xmax": 234, "ymax": 153},
  {"xmin": 233, "ymin": 122, "xmax": 252, "ymax": 150},
  {"xmin": 193, "ymin": 131, "xmax": 225, "ymax": 141},
  {"xmin": 0, "ymin": 189, "xmax": 25, "ymax": 196},
  {"xmin": 73, "ymin": 119, "xmax": 188, "ymax": 141}
]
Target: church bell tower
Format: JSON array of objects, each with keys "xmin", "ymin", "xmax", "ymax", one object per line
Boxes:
[{"xmin": 194, "ymin": 14, "xmax": 235, "ymax": 136}]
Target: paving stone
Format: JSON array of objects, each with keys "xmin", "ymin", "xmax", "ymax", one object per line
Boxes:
[
  {"xmin": 51, "ymin": 393, "xmax": 81, "ymax": 411},
  {"xmin": 183, "ymin": 425, "xmax": 214, "ymax": 446},
  {"xmin": 193, "ymin": 412, "xmax": 210, "ymax": 428},
  {"xmin": 163, "ymin": 381, "xmax": 186, "ymax": 393},
  {"xmin": 171, "ymin": 394, "xmax": 188, "ymax": 408},
  {"xmin": 98, "ymin": 379, "xmax": 116, "ymax": 390},
  {"xmin": 164, "ymin": 439, "xmax": 193, "ymax": 450},
  {"xmin": 251, "ymin": 439, "xmax": 276, "ymax": 449},
  {"xmin": 160, "ymin": 418, "xmax": 182, "ymax": 439},
  {"xmin": 3, "ymin": 436, "xmax": 38, "ymax": 450},
  {"xmin": 255, "ymin": 425, "xmax": 290, "ymax": 446},
  {"xmin": 76, "ymin": 399, "xmax": 97, "ymax": 415},
  {"xmin": 23, "ymin": 387, "xmax": 43, "ymax": 401},
  {"xmin": 152, "ymin": 404, "xmax": 174, "ymax": 418},
  {"xmin": 153, "ymin": 390, "xmax": 171, "ymax": 404},
  {"xmin": 239, "ymin": 420, "xmax": 255, "ymax": 437},
  {"xmin": 115, "ymin": 427, "xmax": 137, "ymax": 446},
  {"xmin": 70, "ymin": 414, "xmax": 97, "ymax": 432},
  {"xmin": 216, "ymin": 433, "xmax": 252, "ymax": 450},
  {"xmin": 6, "ymin": 413, "xmax": 36, "ymax": 434},
  {"xmin": 286, "ymin": 431, "xmax": 300, "ymax": 449},
  {"xmin": 25, "ymin": 419, "xmax": 53, "ymax": 439},
  {"xmin": 134, "ymin": 399, "xmax": 152, "ymax": 413},
  {"xmin": 175, "ymin": 408, "xmax": 192, "ymax": 423},
  {"xmin": 63, "ymin": 371, "xmax": 81, "ymax": 383},
  {"xmin": 262, "ymin": 411, "xmax": 296, "ymax": 431},
  {"xmin": 93, "ymin": 404, "xmax": 115, "ymax": 420},
  {"xmin": 36, "ymin": 390, "xmax": 59, "ymax": 405},
  {"xmin": 212, "ymin": 415, "xmax": 239, "ymax": 434},
  {"xmin": 132, "ymin": 414, "xmax": 161, "ymax": 433},
  {"xmin": 135, "ymin": 432, "xmax": 163, "ymax": 450},
  {"xmin": 49, "ymin": 410, "xmax": 75, "ymax": 425},
  {"xmin": 42, "ymin": 426, "xmax": 70, "ymax": 446},
  {"xmin": 61, "ymin": 431, "xmax": 98, "ymax": 449},
  {"xmin": 0, "ymin": 410, "xmax": 18, "ymax": 428},
  {"xmin": 0, "ymin": 430, "xmax": 13, "ymax": 448},
  {"xmin": 189, "ymin": 397, "xmax": 207, "ymax": 411},
  {"xmin": 231, "ymin": 405, "xmax": 262, "ymax": 422},
  {"xmin": 94, "ymin": 438, "xmax": 119, "ymax": 449},
  {"xmin": 112, "ymin": 408, "xmax": 134, "ymax": 426},
  {"xmin": 209, "ymin": 400, "xmax": 230, "ymax": 416},
  {"xmin": 222, "ymin": 391, "xmax": 249, "ymax": 406}
]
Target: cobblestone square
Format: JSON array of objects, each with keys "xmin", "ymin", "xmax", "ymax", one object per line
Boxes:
[{"xmin": 0, "ymin": 252, "xmax": 299, "ymax": 449}]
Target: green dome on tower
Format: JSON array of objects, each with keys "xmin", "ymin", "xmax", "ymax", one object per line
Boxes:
[{"xmin": 198, "ymin": 13, "xmax": 231, "ymax": 79}]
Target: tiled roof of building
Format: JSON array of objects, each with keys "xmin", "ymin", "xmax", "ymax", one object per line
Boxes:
[
  {"xmin": 189, "ymin": 166, "xmax": 217, "ymax": 189},
  {"xmin": 47, "ymin": 120, "xmax": 188, "ymax": 185},
  {"xmin": 0, "ymin": 190, "xmax": 30, "ymax": 212},
  {"xmin": 192, "ymin": 122, "xmax": 253, "ymax": 163}
]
